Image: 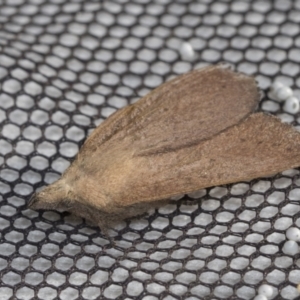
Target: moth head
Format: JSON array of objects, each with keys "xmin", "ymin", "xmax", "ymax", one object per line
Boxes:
[
  {"xmin": 28, "ymin": 179, "xmax": 75, "ymax": 211},
  {"xmin": 28, "ymin": 179, "xmax": 111, "ymax": 229}
]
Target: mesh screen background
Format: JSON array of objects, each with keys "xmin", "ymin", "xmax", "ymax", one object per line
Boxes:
[{"xmin": 1, "ymin": 0, "xmax": 300, "ymax": 299}]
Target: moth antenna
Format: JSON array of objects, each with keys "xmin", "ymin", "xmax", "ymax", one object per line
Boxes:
[{"xmin": 28, "ymin": 179, "xmax": 70, "ymax": 210}]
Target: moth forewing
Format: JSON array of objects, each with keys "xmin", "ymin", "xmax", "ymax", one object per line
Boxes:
[{"xmin": 116, "ymin": 113, "xmax": 300, "ymax": 205}]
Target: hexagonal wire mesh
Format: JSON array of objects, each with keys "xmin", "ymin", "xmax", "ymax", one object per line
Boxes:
[{"xmin": 1, "ymin": 0, "xmax": 300, "ymax": 299}]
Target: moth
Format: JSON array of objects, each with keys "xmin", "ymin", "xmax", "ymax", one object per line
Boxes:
[{"xmin": 28, "ymin": 65, "xmax": 300, "ymax": 229}]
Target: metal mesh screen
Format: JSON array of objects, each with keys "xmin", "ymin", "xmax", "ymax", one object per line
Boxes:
[{"xmin": 1, "ymin": 0, "xmax": 300, "ymax": 299}]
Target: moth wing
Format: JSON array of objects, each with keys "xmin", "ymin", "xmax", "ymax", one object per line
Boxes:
[
  {"xmin": 61, "ymin": 65, "xmax": 259, "ymax": 214},
  {"xmin": 126, "ymin": 65, "xmax": 260, "ymax": 155},
  {"xmin": 117, "ymin": 113, "xmax": 300, "ymax": 205},
  {"xmin": 83, "ymin": 65, "xmax": 259, "ymax": 155},
  {"xmin": 76, "ymin": 65, "xmax": 260, "ymax": 208}
]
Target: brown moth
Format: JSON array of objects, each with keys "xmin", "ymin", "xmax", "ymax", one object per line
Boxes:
[{"xmin": 28, "ymin": 65, "xmax": 300, "ymax": 228}]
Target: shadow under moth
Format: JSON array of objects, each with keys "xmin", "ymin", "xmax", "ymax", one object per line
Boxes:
[{"xmin": 28, "ymin": 65, "xmax": 300, "ymax": 229}]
